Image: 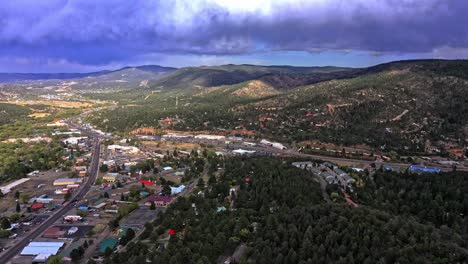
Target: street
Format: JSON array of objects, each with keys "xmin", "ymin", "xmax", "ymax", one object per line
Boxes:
[{"xmin": 0, "ymin": 138, "xmax": 101, "ymax": 263}]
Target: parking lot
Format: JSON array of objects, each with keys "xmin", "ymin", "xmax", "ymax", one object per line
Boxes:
[{"xmin": 120, "ymin": 207, "xmax": 165, "ymax": 228}]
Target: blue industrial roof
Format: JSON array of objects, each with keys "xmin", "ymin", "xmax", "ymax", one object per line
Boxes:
[
  {"xmin": 409, "ymin": 165, "xmax": 440, "ymax": 173},
  {"xmin": 21, "ymin": 242, "xmax": 64, "ymax": 256}
]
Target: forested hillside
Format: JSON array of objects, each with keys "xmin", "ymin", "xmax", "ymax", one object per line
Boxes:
[
  {"xmin": 150, "ymin": 64, "xmax": 352, "ymax": 90},
  {"xmin": 87, "ymin": 60, "xmax": 468, "ymax": 154},
  {"xmin": 107, "ymin": 157, "xmax": 468, "ymax": 264},
  {"xmin": 0, "ymin": 103, "xmax": 31, "ymax": 125},
  {"xmin": 355, "ymin": 170, "xmax": 468, "ymax": 231}
]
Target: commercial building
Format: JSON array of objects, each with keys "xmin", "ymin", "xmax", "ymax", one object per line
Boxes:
[
  {"xmin": 98, "ymin": 238, "xmax": 118, "ymax": 254},
  {"xmin": 0, "ymin": 178, "xmax": 30, "ymax": 195},
  {"xmin": 194, "ymin": 134, "xmax": 226, "ymax": 140},
  {"xmin": 21, "ymin": 241, "xmax": 65, "ymax": 256},
  {"xmin": 103, "ymin": 173, "xmax": 118, "ymax": 182},
  {"xmin": 232, "ymin": 149, "xmax": 256, "ymax": 155},
  {"xmin": 409, "ymin": 165, "xmax": 441, "ymax": 173},
  {"xmin": 42, "ymin": 226, "xmax": 66, "ymax": 239},
  {"xmin": 145, "ymin": 195, "xmax": 173, "ymax": 206},
  {"xmin": 53, "ymin": 178, "xmax": 83, "ymax": 186}
]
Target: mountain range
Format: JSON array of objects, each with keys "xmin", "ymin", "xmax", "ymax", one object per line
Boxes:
[{"xmin": 1, "ymin": 59, "xmax": 467, "ymax": 154}]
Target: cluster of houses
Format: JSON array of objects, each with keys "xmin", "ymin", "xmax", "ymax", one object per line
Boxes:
[{"xmin": 292, "ymin": 161, "xmax": 355, "ymax": 190}]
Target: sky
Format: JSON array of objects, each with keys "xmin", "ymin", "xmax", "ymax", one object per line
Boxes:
[{"xmin": 0, "ymin": 0, "xmax": 467, "ymax": 73}]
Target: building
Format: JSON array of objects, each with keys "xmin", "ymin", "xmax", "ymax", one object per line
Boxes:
[
  {"xmin": 53, "ymin": 178, "xmax": 83, "ymax": 186},
  {"xmin": 145, "ymin": 195, "xmax": 173, "ymax": 206},
  {"xmin": 194, "ymin": 134, "xmax": 226, "ymax": 140},
  {"xmin": 42, "ymin": 226, "xmax": 66, "ymax": 239},
  {"xmin": 21, "ymin": 241, "xmax": 65, "ymax": 256},
  {"xmin": 170, "ymin": 185, "xmax": 186, "ymax": 195},
  {"xmin": 91, "ymin": 197, "xmax": 108, "ymax": 208},
  {"xmin": 139, "ymin": 180, "xmax": 154, "ymax": 186},
  {"xmin": 31, "ymin": 203, "xmax": 45, "ymax": 211},
  {"xmin": 0, "ymin": 178, "xmax": 30, "ymax": 195},
  {"xmin": 292, "ymin": 161, "xmax": 314, "ymax": 169},
  {"xmin": 32, "ymin": 253, "xmax": 52, "ymax": 263},
  {"xmin": 107, "ymin": 145, "xmax": 140, "ymax": 153},
  {"xmin": 98, "ymin": 238, "xmax": 118, "ymax": 254},
  {"xmin": 64, "ymin": 215, "xmax": 82, "ymax": 222},
  {"xmin": 409, "ymin": 165, "xmax": 441, "ymax": 173},
  {"xmin": 232, "ymin": 149, "xmax": 256, "ymax": 155},
  {"xmin": 29, "ymin": 197, "xmax": 54, "ymax": 204},
  {"xmin": 62, "ymin": 137, "xmax": 87, "ymax": 145},
  {"xmin": 103, "ymin": 173, "xmax": 118, "ymax": 182}
]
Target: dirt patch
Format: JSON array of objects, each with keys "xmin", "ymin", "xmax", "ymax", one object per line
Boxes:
[{"xmin": 231, "ymin": 80, "xmax": 280, "ymax": 98}]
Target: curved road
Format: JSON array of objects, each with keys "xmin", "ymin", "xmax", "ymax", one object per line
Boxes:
[{"xmin": 0, "ymin": 139, "xmax": 101, "ymax": 263}]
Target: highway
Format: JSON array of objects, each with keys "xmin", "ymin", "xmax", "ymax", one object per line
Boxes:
[
  {"xmin": 0, "ymin": 139, "xmax": 101, "ymax": 263},
  {"xmin": 226, "ymin": 143, "xmax": 468, "ymax": 172}
]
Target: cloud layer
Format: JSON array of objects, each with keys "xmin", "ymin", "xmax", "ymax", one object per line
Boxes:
[{"xmin": 0, "ymin": 0, "xmax": 467, "ymax": 71}]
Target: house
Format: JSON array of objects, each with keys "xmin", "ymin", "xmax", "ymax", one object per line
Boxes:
[
  {"xmin": 170, "ymin": 185, "xmax": 186, "ymax": 195},
  {"xmin": 145, "ymin": 195, "xmax": 173, "ymax": 206},
  {"xmin": 139, "ymin": 180, "xmax": 154, "ymax": 186},
  {"xmin": 91, "ymin": 197, "xmax": 108, "ymax": 209},
  {"xmin": 162, "ymin": 166, "xmax": 173, "ymax": 171},
  {"xmin": 292, "ymin": 161, "xmax": 314, "ymax": 169}
]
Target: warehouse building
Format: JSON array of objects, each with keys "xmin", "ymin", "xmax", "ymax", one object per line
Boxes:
[
  {"xmin": 53, "ymin": 178, "xmax": 83, "ymax": 186},
  {"xmin": 21, "ymin": 241, "xmax": 65, "ymax": 256}
]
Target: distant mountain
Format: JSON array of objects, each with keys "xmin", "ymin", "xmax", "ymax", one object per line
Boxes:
[
  {"xmin": 150, "ymin": 64, "xmax": 353, "ymax": 90},
  {"xmin": 0, "ymin": 65, "xmax": 177, "ymax": 89},
  {"xmin": 0, "ymin": 71, "xmax": 108, "ymax": 83},
  {"xmin": 89, "ymin": 59, "xmax": 468, "ymax": 154}
]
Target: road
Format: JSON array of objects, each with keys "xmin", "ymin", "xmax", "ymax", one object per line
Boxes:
[
  {"xmin": 226, "ymin": 143, "xmax": 468, "ymax": 172},
  {"xmin": 0, "ymin": 139, "xmax": 101, "ymax": 263}
]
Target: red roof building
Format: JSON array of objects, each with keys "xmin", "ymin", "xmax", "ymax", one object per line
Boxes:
[
  {"xmin": 31, "ymin": 203, "xmax": 44, "ymax": 210},
  {"xmin": 139, "ymin": 180, "xmax": 154, "ymax": 186}
]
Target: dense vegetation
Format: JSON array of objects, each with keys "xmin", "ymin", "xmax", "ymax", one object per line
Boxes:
[
  {"xmin": 356, "ymin": 170, "xmax": 468, "ymax": 232},
  {"xmin": 0, "ymin": 140, "xmax": 67, "ymax": 183},
  {"xmin": 108, "ymin": 158, "xmax": 468, "ymax": 263},
  {"xmin": 0, "ymin": 103, "xmax": 31, "ymax": 125}
]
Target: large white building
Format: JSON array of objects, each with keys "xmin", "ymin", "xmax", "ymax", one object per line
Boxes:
[
  {"xmin": 0, "ymin": 178, "xmax": 30, "ymax": 195},
  {"xmin": 21, "ymin": 241, "xmax": 65, "ymax": 256}
]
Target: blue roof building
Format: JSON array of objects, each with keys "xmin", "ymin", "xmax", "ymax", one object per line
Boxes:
[{"xmin": 409, "ymin": 165, "xmax": 440, "ymax": 173}]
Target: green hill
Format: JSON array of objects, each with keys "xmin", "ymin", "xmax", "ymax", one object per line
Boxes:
[
  {"xmin": 87, "ymin": 59, "xmax": 468, "ymax": 154},
  {"xmin": 150, "ymin": 64, "xmax": 353, "ymax": 90}
]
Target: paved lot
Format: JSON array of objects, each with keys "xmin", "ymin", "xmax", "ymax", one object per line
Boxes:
[{"xmin": 120, "ymin": 207, "xmax": 165, "ymax": 228}]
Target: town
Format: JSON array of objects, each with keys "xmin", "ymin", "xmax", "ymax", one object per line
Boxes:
[{"xmin": 0, "ymin": 110, "xmax": 465, "ymax": 263}]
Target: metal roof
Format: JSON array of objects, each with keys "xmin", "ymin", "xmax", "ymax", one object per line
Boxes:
[{"xmin": 21, "ymin": 242, "xmax": 64, "ymax": 256}]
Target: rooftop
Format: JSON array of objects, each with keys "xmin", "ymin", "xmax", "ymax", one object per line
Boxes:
[{"xmin": 21, "ymin": 241, "xmax": 65, "ymax": 256}]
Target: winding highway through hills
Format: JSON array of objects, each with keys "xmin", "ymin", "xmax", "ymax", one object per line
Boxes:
[{"xmin": 0, "ymin": 138, "xmax": 101, "ymax": 263}]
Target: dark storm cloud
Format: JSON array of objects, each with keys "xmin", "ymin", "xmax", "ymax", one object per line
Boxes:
[{"xmin": 0, "ymin": 0, "xmax": 467, "ymax": 66}]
